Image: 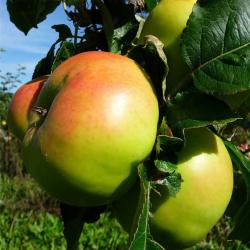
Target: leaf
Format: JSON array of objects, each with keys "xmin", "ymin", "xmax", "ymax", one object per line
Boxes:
[
  {"xmin": 64, "ymin": 0, "xmax": 81, "ymax": 6},
  {"xmin": 236, "ymin": 93, "xmax": 250, "ymax": 119},
  {"xmin": 32, "ymin": 43, "xmax": 56, "ymax": 79},
  {"xmin": 60, "ymin": 203, "xmax": 106, "ymax": 250},
  {"xmin": 155, "ymin": 117, "xmax": 183, "ymax": 154},
  {"xmin": 51, "ymin": 41, "xmax": 75, "ymax": 72},
  {"xmin": 52, "ymin": 24, "xmax": 73, "ymax": 41},
  {"xmin": 224, "ymin": 141, "xmax": 250, "ymax": 241},
  {"xmin": 156, "ymin": 134, "xmax": 183, "ymax": 154},
  {"xmin": 182, "ymin": 0, "xmax": 250, "ymax": 95},
  {"xmin": 145, "ymin": 0, "xmax": 158, "ymax": 11},
  {"xmin": 7, "ymin": 0, "xmax": 61, "ymax": 34},
  {"xmin": 154, "ymin": 160, "xmax": 177, "ymax": 173},
  {"xmin": 110, "ymin": 22, "xmax": 138, "ymax": 54},
  {"xmin": 166, "ymin": 91, "xmax": 240, "ymax": 137},
  {"xmin": 153, "ymin": 160, "xmax": 182, "ymax": 196},
  {"xmin": 128, "ymin": 163, "xmax": 165, "ymax": 250},
  {"xmin": 152, "ymin": 172, "xmax": 182, "ymax": 197},
  {"xmin": 128, "ymin": 35, "xmax": 169, "ymax": 104},
  {"xmin": 93, "ymin": 0, "xmax": 114, "ymax": 50}
]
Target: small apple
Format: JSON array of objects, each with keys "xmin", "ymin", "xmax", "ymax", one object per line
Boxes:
[
  {"xmin": 140, "ymin": 0, "xmax": 197, "ymax": 94},
  {"xmin": 114, "ymin": 128, "xmax": 233, "ymax": 249},
  {"xmin": 1, "ymin": 120, "xmax": 7, "ymax": 127},
  {"xmin": 23, "ymin": 51, "xmax": 159, "ymax": 207},
  {"xmin": 8, "ymin": 76, "xmax": 48, "ymax": 140}
]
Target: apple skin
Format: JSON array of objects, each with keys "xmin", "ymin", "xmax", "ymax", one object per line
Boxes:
[
  {"xmin": 140, "ymin": 0, "xmax": 197, "ymax": 94},
  {"xmin": 23, "ymin": 51, "xmax": 159, "ymax": 207},
  {"xmin": 8, "ymin": 76, "xmax": 48, "ymax": 140},
  {"xmin": 114, "ymin": 128, "xmax": 233, "ymax": 249}
]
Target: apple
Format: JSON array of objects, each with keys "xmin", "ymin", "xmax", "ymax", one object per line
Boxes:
[
  {"xmin": 1, "ymin": 120, "xmax": 7, "ymax": 127},
  {"xmin": 114, "ymin": 128, "xmax": 233, "ymax": 249},
  {"xmin": 22, "ymin": 51, "xmax": 159, "ymax": 207},
  {"xmin": 140, "ymin": 0, "xmax": 197, "ymax": 94},
  {"xmin": 8, "ymin": 76, "xmax": 48, "ymax": 140}
]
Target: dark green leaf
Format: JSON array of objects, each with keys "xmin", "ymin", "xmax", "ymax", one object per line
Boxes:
[
  {"xmin": 52, "ymin": 24, "xmax": 73, "ymax": 41},
  {"xmin": 104, "ymin": 0, "xmax": 136, "ymax": 28},
  {"xmin": 152, "ymin": 160, "xmax": 181, "ymax": 197},
  {"xmin": 182, "ymin": 0, "xmax": 250, "ymax": 95},
  {"xmin": 60, "ymin": 203, "xmax": 87, "ymax": 250},
  {"xmin": 64, "ymin": 0, "xmax": 81, "ymax": 6},
  {"xmin": 145, "ymin": 0, "xmax": 158, "ymax": 11},
  {"xmin": 166, "ymin": 91, "xmax": 240, "ymax": 136},
  {"xmin": 128, "ymin": 35, "xmax": 169, "ymax": 104},
  {"xmin": 156, "ymin": 117, "xmax": 183, "ymax": 153},
  {"xmin": 32, "ymin": 43, "xmax": 56, "ymax": 79},
  {"xmin": 52, "ymin": 41, "xmax": 75, "ymax": 72},
  {"xmin": 154, "ymin": 159, "xmax": 176, "ymax": 173},
  {"xmin": 7, "ymin": 0, "xmax": 60, "ymax": 34},
  {"xmin": 155, "ymin": 172, "xmax": 182, "ymax": 197},
  {"xmin": 156, "ymin": 134, "xmax": 183, "ymax": 154},
  {"xmin": 60, "ymin": 203, "xmax": 106, "ymax": 250},
  {"xmin": 224, "ymin": 141, "xmax": 250, "ymax": 241},
  {"xmin": 128, "ymin": 163, "xmax": 165, "ymax": 250},
  {"xmin": 110, "ymin": 22, "xmax": 138, "ymax": 54},
  {"xmin": 93, "ymin": 0, "xmax": 114, "ymax": 50},
  {"xmin": 236, "ymin": 92, "xmax": 250, "ymax": 119}
]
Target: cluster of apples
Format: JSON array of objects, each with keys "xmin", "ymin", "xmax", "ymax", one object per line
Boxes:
[{"xmin": 8, "ymin": 0, "xmax": 234, "ymax": 249}]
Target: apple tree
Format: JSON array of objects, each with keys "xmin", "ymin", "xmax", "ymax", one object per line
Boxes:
[{"xmin": 5, "ymin": 0, "xmax": 250, "ymax": 249}]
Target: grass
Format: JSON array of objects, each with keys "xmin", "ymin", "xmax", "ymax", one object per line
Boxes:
[
  {"xmin": 1, "ymin": 172, "xmax": 250, "ymax": 250},
  {"xmin": 0, "ymin": 173, "xmax": 128, "ymax": 250}
]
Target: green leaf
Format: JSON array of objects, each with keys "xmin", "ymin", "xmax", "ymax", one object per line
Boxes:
[
  {"xmin": 166, "ymin": 91, "xmax": 240, "ymax": 136},
  {"xmin": 154, "ymin": 172, "xmax": 182, "ymax": 197},
  {"xmin": 156, "ymin": 134, "xmax": 183, "ymax": 154},
  {"xmin": 128, "ymin": 35, "xmax": 169, "ymax": 104},
  {"xmin": 52, "ymin": 24, "xmax": 73, "ymax": 41},
  {"xmin": 153, "ymin": 160, "xmax": 182, "ymax": 196},
  {"xmin": 64, "ymin": 0, "xmax": 81, "ymax": 6},
  {"xmin": 110, "ymin": 22, "xmax": 138, "ymax": 54},
  {"xmin": 32, "ymin": 43, "xmax": 56, "ymax": 79},
  {"xmin": 51, "ymin": 41, "xmax": 75, "ymax": 72},
  {"xmin": 145, "ymin": 0, "xmax": 158, "ymax": 11},
  {"xmin": 182, "ymin": 0, "xmax": 250, "ymax": 96},
  {"xmin": 93, "ymin": 0, "xmax": 114, "ymax": 50},
  {"xmin": 154, "ymin": 160, "xmax": 177, "ymax": 173},
  {"xmin": 60, "ymin": 203, "xmax": 106, "ymax": 250},
  {"xmin": 128, "ymin": 163, "xmax": 165, "ymax": 250},
  {"xmin": 155, "ymin": 117, "xmax": 183, "ymax": 153},
  {"xmin": 224, "ymin": 141, "xmax": 250, "ymax": 241},
  {"xmin": 7, "ymin": 0, "xmax": 61, "ymax": 34},
  {"xmin": 236, "ymin": 92, "xmax": 250, "ymax": 120}
]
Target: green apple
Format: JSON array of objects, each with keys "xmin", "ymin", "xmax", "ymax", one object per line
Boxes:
[
  {"xmin": 23, "ymin": 51, "xmax": 159, "ymax": 207},
  {"xmin": 140, "ymin": 0, "xmax": 197, "ymax": 94},
  {"xmin": 1, "ymin": 120, "xmax": 7, "ymax": 127},
  {"xmin": 114, "ymin": 128, "xmax": 233, "ymax": 249},
  {"xmin": 8, "ymin": 76, "xmax": 48, "ymax": 140}
]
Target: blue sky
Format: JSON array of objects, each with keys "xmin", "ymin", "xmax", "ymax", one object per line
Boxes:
[{"xmin": 0, "ymin": 1, "xmax": 73, "ymax": 91}]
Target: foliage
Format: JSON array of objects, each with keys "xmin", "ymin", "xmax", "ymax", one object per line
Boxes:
[
  {"xmin": 0, "ymin": 93, "xmax": 12, "ymax": 123},
  {"xmin": 0, "ymin": 47, "xmax": 26, "ymax": 92}
]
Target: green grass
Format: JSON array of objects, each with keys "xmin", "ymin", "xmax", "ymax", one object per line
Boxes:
[
  {"xmin": 0, "ymin": 172, "xmax": 250, "ymax": 250},
  {"xmin": 0, "ymin": 173, "xmax": 128, "ymax": 250}
]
